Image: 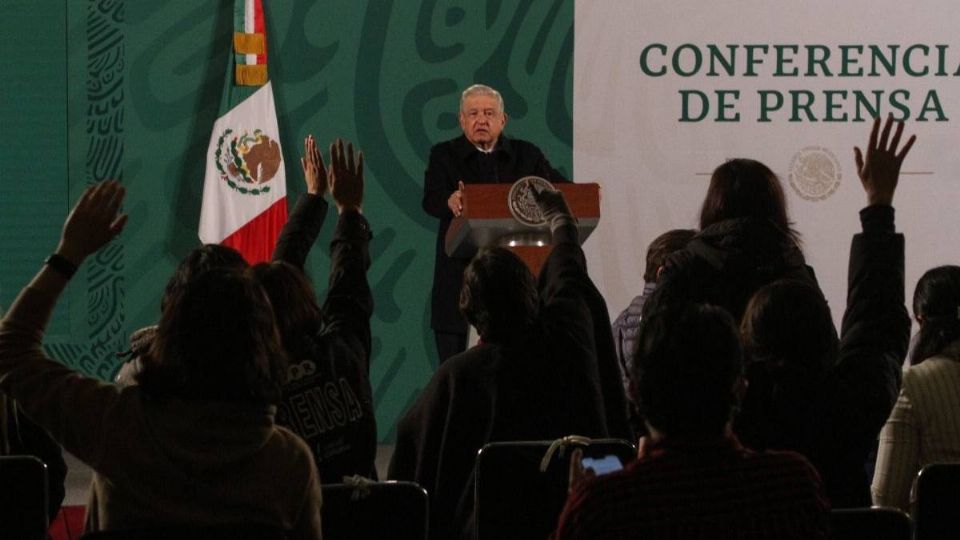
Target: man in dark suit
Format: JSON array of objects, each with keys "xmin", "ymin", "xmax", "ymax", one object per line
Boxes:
[{"xmin": 422, "ymin": 84, "xmax": 565, "ymax": 363}]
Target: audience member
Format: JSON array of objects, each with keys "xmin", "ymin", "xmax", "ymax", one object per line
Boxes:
[
  {"xmin": 389, "ymin": 187, "xmax": 611, "ymax": 540},
  {"xmin": 643, "ymin": 157, "xmax": 818, "ymax": 323},
  {"xmin": 611, "ymin": 228, "xmax": 695, "ymax": 430},
  {"xmin": 872, "ymin": 265, "xmax": 960, "ymax": 511},
  {"xmin": 113, "ymin": 244, "xmax": 246, "ymax": 386},
  {"xmin": 0, "ymin": 181, "xmax": 322, "ymax": 537},
  {"xmin": 737, "ymin": 115, "xmax": 915, "ymax": 507},
  {"xmin": 252, "ymin": 137, "xmax": 378, "ymax": 483},
  {"xmin": 553, "ymin": 302, "xmax": 830, "ymax": 539}
]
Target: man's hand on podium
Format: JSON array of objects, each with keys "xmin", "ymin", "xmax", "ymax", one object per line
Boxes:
[{"xmin": 448, "ymin": 180, "xmax": 465, "ymax": 217}]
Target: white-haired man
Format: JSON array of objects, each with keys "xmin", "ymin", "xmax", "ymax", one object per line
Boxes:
[{"xmin": 422, "ymin": 84, "xmax": 566, "ymax": 363}]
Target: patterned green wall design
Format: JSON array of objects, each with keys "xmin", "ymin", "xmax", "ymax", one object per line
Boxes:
[
  {"xmin": 4, "ymin": 0, "xmax": 572, "ymax": 442},
  {"xmin": 45, "ymin": 0, "xmax": 127, "ymax": 381}
]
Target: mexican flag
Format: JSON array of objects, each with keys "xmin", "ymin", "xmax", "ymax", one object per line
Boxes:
[{"xmin": 199, "ymin": 0, "xmax": 287, "ymax": 264}]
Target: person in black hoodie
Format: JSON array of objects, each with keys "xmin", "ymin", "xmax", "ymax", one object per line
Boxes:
[
  {"xmin": 643, "ymin": 157, "xmax": 818, "ymax": 324},
  {"xmin": 736, "ymin": 115, "xmax": 915, "ymax": 507},
  {"xmin": 251, "ymin": 136, "xmax": 377, "ymax": 483},
  {"xmin": 390, "ymin": 187, "xmax": 609, "ymax": 540}
]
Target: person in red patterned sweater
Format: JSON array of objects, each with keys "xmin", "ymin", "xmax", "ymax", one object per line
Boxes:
[{"xmin": 553, "ymin": 301, "xmax": 831, "ymax": 540}]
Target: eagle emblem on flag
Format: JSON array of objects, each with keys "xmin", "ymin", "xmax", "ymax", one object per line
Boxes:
[{"xmin": 214, "ymin": 128, "xmax": 282, "ymax": 195}]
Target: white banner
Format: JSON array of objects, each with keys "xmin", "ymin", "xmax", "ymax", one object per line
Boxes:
[{"xmin": 575, "ymin": 0, "xmax": 960, "ymax": 327}]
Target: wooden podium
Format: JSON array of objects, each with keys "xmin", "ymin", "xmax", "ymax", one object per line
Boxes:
[{"xmin": 445, "ymin": 183, "xmax": 600, "ymax": 276}]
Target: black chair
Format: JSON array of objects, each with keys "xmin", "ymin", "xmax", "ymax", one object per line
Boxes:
[
  {"xmin": 0, "ymin": 455, "xmax": 49, "ymax": 540},
  {"xmin": 474, "ymin": 437, "xmax": 636, "ymax": 540},
  {"xmin": 321, "ymin": 480, "xmax": 428, "ymax": 540},
  {"xmin": 79, "ymin": 523, "xmax": 287, "ymax": 539},
  {"xmin": 830, "ymin": 507, "xmax": 912, "ymax": 540},
  {"xmin": 916, "ymin": 462, "xmax": 960, "ymax": 540}
]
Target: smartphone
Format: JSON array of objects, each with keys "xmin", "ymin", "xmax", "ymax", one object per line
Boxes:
[{"xmin": 581, "ymin": 454, "xmax": 624, "ymax": 476}]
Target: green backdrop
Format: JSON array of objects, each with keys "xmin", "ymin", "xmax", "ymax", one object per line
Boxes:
[{"xmin": 0, "ymin": 0, "xmax": 572, "ymax": 441}]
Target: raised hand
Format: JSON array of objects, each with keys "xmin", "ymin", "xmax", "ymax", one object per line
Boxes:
[
  {"xmin": 854, "ymin": 114, "xmax": 916, "ymax": 206},
  {"xmin": 533, "ymin": 184, "xmax": 573, "ymax": 224},
  {"xmin": 328, "ymin": 138, "xmax": 364, "ymax": 213},
  {"xmin": 56, "ymin": 180, "xmax": 128, "ymax": 265},
  {"xmin": 300, "ymin": 134, "xmax": 327, "ymax": 195}
]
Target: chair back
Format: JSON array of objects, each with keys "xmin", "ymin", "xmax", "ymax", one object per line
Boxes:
[
  {"xmin": 916, "ymin": 462, "xmax": 960, "ymax": 540},
  {"xmin": 321, "ymin": 480, "xmax": 428, "ymax": 540},
  {"xmin": 0, "ymin": 455, "xmax": 48, "ymax": 540},
  {"xmin": 474, "ymin": 438, "xmax": 636, "ymax": 540},
  {"xmin": 79, "ymin": 523, "xmax": 287, "ymax": 539},
  {"xmin": 830, "ymin": 507, "xmax": 912, "ymax": 540}
]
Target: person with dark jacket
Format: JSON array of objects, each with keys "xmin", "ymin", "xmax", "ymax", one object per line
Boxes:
[
  {"xmin": 113, "ymin": 244, "xmax": 247, "ymax": 386},
  {"xmin": 643, "ymin": 158, "xmax": 819, "ymax": 324},
  {"xmin": 736, "ymin": 115, "xmax": 915, "ymax": 507},
  {"xmin": 612, "ymin": 228, "xmax": 696, "ymax": 432},
  {"xmin": 390, "ymin": 187, "xmax": 610, "ymax": 540},
  {"xmin": 422, "ymin": 84, "xmax": 566, "ymax": 363},
  {"xmin": 252, "ymin": 136, "xmax": 377, "ymax": 483}
]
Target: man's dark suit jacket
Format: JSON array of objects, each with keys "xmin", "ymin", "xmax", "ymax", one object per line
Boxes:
[{"xmin": 421, "ymin": 134, "xmax": 565, "ymax": 334}]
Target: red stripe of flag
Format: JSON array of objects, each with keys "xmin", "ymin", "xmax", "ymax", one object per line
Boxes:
[
  {"xmin": 220, "ymin": 197, "xmax": 288, "ymax": 264},
  {"xmin": 254, "ymin": 0, "xmax": 266, "ymax": 65}
]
